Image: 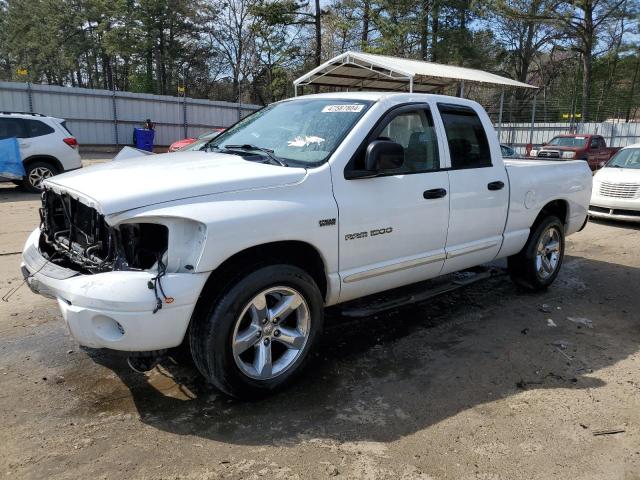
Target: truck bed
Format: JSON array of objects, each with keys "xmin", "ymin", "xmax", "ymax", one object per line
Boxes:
[{"xmin": 496, "ymin": 158, "xmax": 592, "ymax": 259}]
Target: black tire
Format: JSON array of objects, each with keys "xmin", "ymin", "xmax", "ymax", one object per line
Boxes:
[
  {"xmin": 189, "ymin": 264, "xmax": 324, "ymax": 399},
  {"xmin": 508, "ymin": 215, "xmax": 565, "ymax": 291},
  {"xmin": 22, "ymin": 161, "xmax": 58, "ymax": 193}
]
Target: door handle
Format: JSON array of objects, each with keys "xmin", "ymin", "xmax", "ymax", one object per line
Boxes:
[
  {"xmin": 423, "ymin": 188, "xmax": 447, "ymax": 199},
  {"xmin": 487, "ymin": 181, "xmax": 505, "ymax": 191}
]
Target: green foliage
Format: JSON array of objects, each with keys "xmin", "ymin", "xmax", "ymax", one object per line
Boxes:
[{"xmin": 0, "ymin": 0, "xmax": 636, "ymax": 119}]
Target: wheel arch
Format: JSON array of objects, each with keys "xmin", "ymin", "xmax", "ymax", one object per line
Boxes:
[
  {"xmin": 23, "ymin": 155, "xmax": 63, "ymax": 173},
  {"xmin": 200, "ymin": 240, "xmax": 328, "ymax": 303},
  {"xmin": 533, "ymin": 199, "xmax": 569, "ymax": 229}
]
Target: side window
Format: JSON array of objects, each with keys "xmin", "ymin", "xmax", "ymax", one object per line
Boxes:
[
  {"xmin": 590, "ymin": 137, "xmax": 599, "ymax": 149},
  {"xmin": 438, "ymin": 104, "xmax": 491, "ymax": 169},
  {"xmin": 377, "ymin": 109, "xmax": 440, "ymax": 173},
  {"xmin": 0, "ymin": 118, "xmax": 26, "ymax": 139},
  {"xmin": 23, "ymin": 119, "xmax": 55, "ymax": 138}
]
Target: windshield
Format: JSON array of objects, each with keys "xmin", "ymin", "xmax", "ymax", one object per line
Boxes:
[
  {"xmin": 547, "ymin": 136, "xmax": 587, "ymax": 148},
  {"xmin": 207, "ymin": 99, "xmax": 372, "ymax": 165},
  {"xmin": 605, "ymin": 148, "xmax": 640, "ymax": 169}
]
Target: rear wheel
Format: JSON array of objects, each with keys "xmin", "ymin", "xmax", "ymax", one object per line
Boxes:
[
  {"xmin": 23, "ymin": 161, "xmax": 58, "ymax": 193},
  {"xmin": 189, "ymin": 264, "xmax": 323, "ymax": 399},
  {"xmin": 508, "ymin": 216, "xmax": 565, "ymax": 291}
]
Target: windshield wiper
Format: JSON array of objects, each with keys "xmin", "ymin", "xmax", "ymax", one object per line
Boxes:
[{"xmin": 224, "ymin": 144, "xmax": 287, "ymax": 167}]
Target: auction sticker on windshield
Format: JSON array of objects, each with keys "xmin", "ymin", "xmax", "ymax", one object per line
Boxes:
[{"xmin": 322, "ymin": 104, "xmax": 365, "ymax": 113}]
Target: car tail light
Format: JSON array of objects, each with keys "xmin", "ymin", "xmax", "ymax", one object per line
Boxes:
[{"xmin": 63, "ymin": 137, "xmax": 78, "ymax": 149}]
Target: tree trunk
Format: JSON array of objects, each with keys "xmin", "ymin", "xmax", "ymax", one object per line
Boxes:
[
  {"xmin": 314, "ymin": 0, "xmax": 322, "ymax": 93},
  {"xmin": 581, "ymin": 47, "xmax": 592, "ymax": 122},
  {"xmin": 431, "ymin": 1, "xmax": 439, "ymax": 62},
  {"xmin": 580, "ymin": 0, "xmax": 594, "ymax": 122},
  {"xmin": 420, "ymin": 0, "xmax": 430, "ymax": 60},
  {"xmin": 314, "ymin": 0, "xmax": 321, "ymax": 66},
  {"xmin": 361, "ymin": 0, "xmax": 370, "ymax": 49},
  {"xmin": 146, "ymin": 49, "xmax": 153, "ymax": 93}
]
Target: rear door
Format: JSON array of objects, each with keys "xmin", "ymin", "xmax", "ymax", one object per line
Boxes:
[
  {"xmin": 20, "ymin": 119, "xmax": 57, "ymax": 155},
  {"xmin": 435, "ymin": 103, "xmax": 509, "ymax": 274},
  {"xmin": 334, "ymin": 103, "xmax": 450, "ymax": 302}
]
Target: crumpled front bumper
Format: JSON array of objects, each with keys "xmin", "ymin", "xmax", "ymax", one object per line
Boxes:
[{"xmin": 21, "ymin": 228, "xmax": 209, "ymax": 351}]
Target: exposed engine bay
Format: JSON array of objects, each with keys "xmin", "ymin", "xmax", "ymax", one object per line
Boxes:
[{"xmin": 39, "ymin": 189, "xmax": 168, "ymax": 274}]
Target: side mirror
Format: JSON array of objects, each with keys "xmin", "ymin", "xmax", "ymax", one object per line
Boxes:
[{"xmin": 365, "ymin": 140, "xmax": 404, "ymax": 171}]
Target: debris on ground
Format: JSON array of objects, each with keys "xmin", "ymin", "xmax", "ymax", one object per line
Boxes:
[
  {"xmin": 521, "ymin": 328, "xmax": 529, "ymax": 335},
  {"xmin": 593, "ymin": 428, "xmax": 626, "ymax": 436},
  {"xmin": 325, "ymin": 464, "xmax": 340, "ymax": 476},
  {"xmin": 551, "ymin": 340, "xmax": 570, "ymax": 350},
  {"xmin": 539, "ymin": 304, "xmax": 552, "ymax": 313},
  {"xmin": 567, "ymin": 317, "xmax": 593, "ymax": 328},
  {"xmin": 547, "ymin": 319, "xmax": 557, "ymax": 327},
  {"xmin": 516, "ymin": 379, "xmax": 543, "ymax": 390}
]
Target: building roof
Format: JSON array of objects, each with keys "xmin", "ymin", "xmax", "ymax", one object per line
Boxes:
[{"xmin": 294, "ymin": 51, "xmax": 536, "ymax": 93}]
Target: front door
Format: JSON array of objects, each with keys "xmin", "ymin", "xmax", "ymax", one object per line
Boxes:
[
  {"xmin": 434, "ymin": 103, "xmax": 509, "ymax": 275},
  {"xmin": 333, "ymin": 104, "xmax": 450, "ymax": 303}
]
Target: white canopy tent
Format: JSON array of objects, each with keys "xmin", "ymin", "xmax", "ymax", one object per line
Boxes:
[{"xmin": 293, "ymin": 51, "xmax": 536, "ymax": 95}]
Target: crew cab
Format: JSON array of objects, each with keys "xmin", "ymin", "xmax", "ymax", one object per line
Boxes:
[
  {"xmin": 527, "ymin": 134, "xmax": 620, "ymax": 171},
  {"xmin": 21, "ymin": 93, "xmax": 592, "ymax": 398}
]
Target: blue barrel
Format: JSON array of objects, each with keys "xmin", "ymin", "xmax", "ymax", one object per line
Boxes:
[{"xmin": 133, "ymin": 128, "xmax": 155, "ymax": 152}]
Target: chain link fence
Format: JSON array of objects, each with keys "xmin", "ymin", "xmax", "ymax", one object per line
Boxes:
[{"xmin": 471, "ymin": 87, "xmax": 640, "ymax": 155}]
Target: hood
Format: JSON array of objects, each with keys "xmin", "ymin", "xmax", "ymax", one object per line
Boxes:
[
  {"xmin": 594, "ymin": 165, "xmax": 640, "ymax": 184},
  {"xmin": 45, "ymin": 151, "xmax": 307, "ymax": 215},
  {"xmin": 540, "ymin": 145, "xmax": 580, "ymax": 151}
]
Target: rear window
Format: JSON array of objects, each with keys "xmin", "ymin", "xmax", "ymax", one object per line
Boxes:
[
  {"xmin": 548, "ymin": 136, "xmax": 587, "ymax": 148},
  {"xmin": 438, "ymin": 104, "xmax": 491, "ymax": 169},
  {"xmin": 60, "ymin": 121, "xmax": 73, "ymax": 136}
]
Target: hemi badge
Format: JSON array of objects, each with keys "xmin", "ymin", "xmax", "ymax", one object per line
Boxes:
[{"xmin": 319, "ymin": 218, "xmax": 336, "ymax": 227}]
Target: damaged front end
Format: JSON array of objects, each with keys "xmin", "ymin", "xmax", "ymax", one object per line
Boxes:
[{"xmin": 39, "ymin": 189, "xmax": 168, "ymax": 274}]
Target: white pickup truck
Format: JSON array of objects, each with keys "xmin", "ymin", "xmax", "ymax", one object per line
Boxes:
[{"xmin": 21, "ymin": 93, "xmax": 592, "ymax": 398}]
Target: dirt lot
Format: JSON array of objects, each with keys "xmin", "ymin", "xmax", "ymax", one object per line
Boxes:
[{"xmin": 1, "ymin": 178, "xmax": 639, "ymax": 480}]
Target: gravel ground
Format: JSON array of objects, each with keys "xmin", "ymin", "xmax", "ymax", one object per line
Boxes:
[{"xmin": 0, "ymin": 176, "xmax": 639, "ymax": 480}]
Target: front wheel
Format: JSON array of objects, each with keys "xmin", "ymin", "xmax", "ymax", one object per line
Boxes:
[
  {"xmin": 189, "ymin": 264, "xmax": 324, "ymax": 399},
  {"xmin": 508, "ymin": 216, "xmax": 565, "ymax": 291},
  {"xmin": 23, "ymin": 161, "xmax": 58, "ymax": 193}
]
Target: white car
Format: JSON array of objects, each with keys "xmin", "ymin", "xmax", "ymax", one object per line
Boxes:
[
  {"xmin": 21, "ymin": 93, "xmax": 592, "ymax": 398},
  {"xmin": 0, "ymin": 112, "xmax": 82, "ymax": 192},
  {"xmin": 589, "ymin": 144, "xmax": 640, "ymax": 222}
]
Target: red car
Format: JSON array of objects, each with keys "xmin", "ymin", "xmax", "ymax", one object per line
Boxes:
[
  {"xmin": 526, "ymin": 134, "xmax": 620, "ymax": 171},
  {"xmin": 168, "ymin": 128, "xmax": 225, "ymax": 152}
]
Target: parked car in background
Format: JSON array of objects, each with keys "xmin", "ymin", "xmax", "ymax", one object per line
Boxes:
[
  {"xmin": 526, "ymin": 134, "xmax": 620, "ymax": 171},
  {"xmin": 0, "ymin": 112, "xmax": 81, "ymax": 192},
  {"xmin": 168, "ymin": 128, "xmax": 225, "ymax": 152},
  {"xmin": 176, "ymin": 130, "xmax": 224, "ymax": 152},
  {"xmin": 500, "ymin": 144, "xmax": 516, "ymax": 158},
  {"xmin": 589, "ymin": 144, "xmax": 640, "ymax": 222},
  {"xmin": 22, "ymin": 92, "xmax": 591, "ymax": 399}
]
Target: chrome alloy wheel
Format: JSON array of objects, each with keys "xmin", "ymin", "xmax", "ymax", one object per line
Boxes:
[
  {"xmin": 535, "ymin": 226, "xmax": 561, "ymax": 279},
  {"xmin": 28, "ymin": 166, "xmax": 54, "ymax": 190},
  {"xmin": 231, "ymin": 286, "xmax": 310, "ymax": 380}
]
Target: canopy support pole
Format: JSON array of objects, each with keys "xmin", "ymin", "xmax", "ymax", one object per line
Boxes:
[
  {"xmin": 497, "ymin": 89, "xmax": 504, "ymax": 143},
  {"xmin": 529, "ymin": 91, "xmax": 538, "ymax": 145},
  {"xmin": 409, "ymin": 77, "xmax": 413, "ymax": 93},
  {"xmin": 460, "ymin": 80, "xmax": 465, "ymax": 97}
]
